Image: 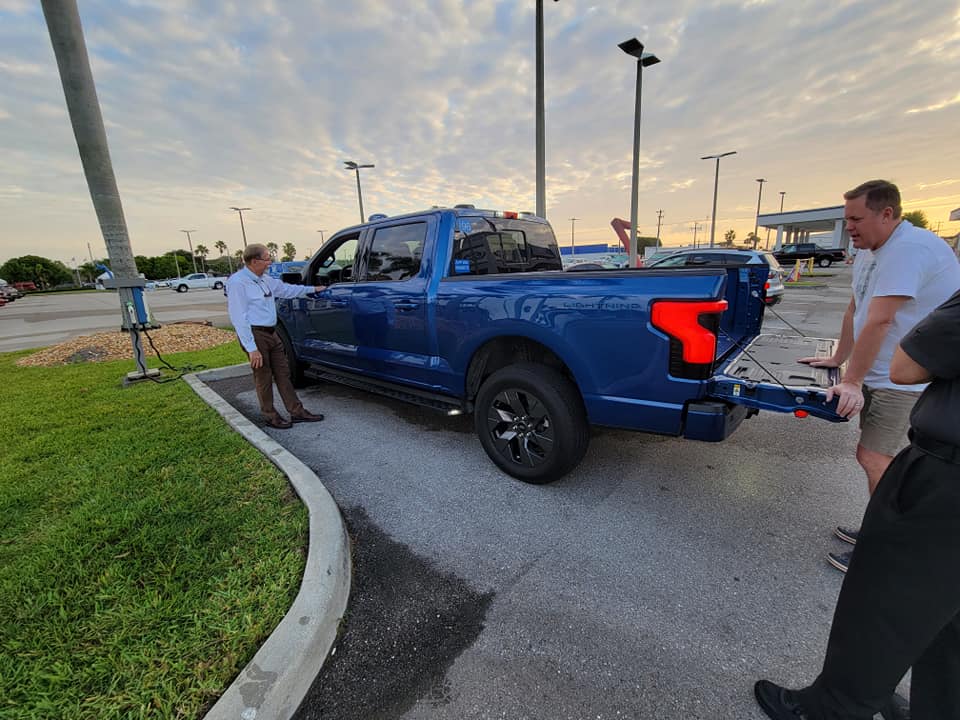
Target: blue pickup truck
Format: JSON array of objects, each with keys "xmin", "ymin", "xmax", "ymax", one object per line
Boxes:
[{"xmin": 276, "ymin": 207, "xmax": 844, "ymax": 483}]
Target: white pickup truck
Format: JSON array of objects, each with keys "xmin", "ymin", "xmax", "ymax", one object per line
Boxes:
[{"xmin": 172, "ymin": 273, "xmax": 225, "ymax": 292}]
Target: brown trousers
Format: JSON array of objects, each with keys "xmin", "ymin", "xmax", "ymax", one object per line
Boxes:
[{"xmin": 251, "ymin": 327, "xmax": 304, "ymax": 421}]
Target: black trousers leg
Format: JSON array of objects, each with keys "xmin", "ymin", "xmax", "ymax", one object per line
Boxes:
[
  {"xmin": 912, "ymin": 611, "xmax": 960, "ymax": 720},
  {"xmin": 799, "ymin": 447, "xmax": 960, "ymax": 720}
]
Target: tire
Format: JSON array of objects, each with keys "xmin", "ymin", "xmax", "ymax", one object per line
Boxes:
[
  {"xmin": 474, "ymin": 362, "xmax": 589, "ymax": 484},
  {"xmin": 212, "ymin": 281, "xmax": 224, "ymax": 290},
  {"xmin": 176, "ymin": 284, "xmax": 188, "ymax": 293},
  {"xmin": 818, "ymin": 257, "xmax": 832, "ymax": 268},
  {"xmin": 277, "ymin": 325, "xmax": 308, "ymax": 388}
]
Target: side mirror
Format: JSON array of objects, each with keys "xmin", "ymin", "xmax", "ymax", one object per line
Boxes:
[{"xmin": 280, "ymin": 272, "xmax": 303, "ymax": 284}]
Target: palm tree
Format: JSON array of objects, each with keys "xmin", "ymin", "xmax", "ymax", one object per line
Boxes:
[
  {"xmin": 266, "ymin": 242, "xmax": 279, "ymax": 260},
  {"xmin": 194, "ymin": 244, "xmax": 209, "ymax": 272},
  {"xmin": 215, "ymin": 240, "xmax": 230, "ymax": 271},
  {"xmin": 282, "ymin": 242, "xmax": 296, "ymax": 262}
]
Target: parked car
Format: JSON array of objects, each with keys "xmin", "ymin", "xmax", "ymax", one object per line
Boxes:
[
  {"xmin": 275, "ymin": 207, "xmax": 843, "ymax": 483},
  {"xmin": 171, "ymin": 273, "xmax": 224, "ymax": 292},
  {"xmin": 643, "ymin": 248, "xmax": 785, "ymax": 306},
  {"xmin": 564, "ymin": 261, "xmax": 620, "ymax": 271},
  {"xmin": 0, "ymin": 279, "xmax": 22, "ymax": 301},
  {"xmin": 772, "ymin": 242, "xmax": 846, "ymax": 268},
  {"xmin": 13, "ymin": 281, "xmax": 37, "ymax": 292}
]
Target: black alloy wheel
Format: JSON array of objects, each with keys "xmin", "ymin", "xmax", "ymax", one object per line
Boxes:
[{"xmin": 474, "ymin": 362, "xmax": 589, "ymax": 484}]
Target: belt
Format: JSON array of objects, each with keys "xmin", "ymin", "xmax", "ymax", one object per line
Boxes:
[
  {"xmin": 251, "ymin": 325, "xmax": 276, "ymax": 333},
  {"xmin": 910, "ymin": 428, "xmax": 960, "ymax": 465}
]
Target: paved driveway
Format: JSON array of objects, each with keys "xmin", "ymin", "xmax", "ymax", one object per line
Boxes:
[{"xmin": 209, "ymin": 268, "xmax": 905, "ymax": 719}]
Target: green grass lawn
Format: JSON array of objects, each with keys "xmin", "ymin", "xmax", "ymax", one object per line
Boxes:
[{"xmin": 0, "ymin": 345, "xmax": 308, "ymax": 719}]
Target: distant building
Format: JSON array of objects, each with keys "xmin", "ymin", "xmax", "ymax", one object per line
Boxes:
[{"xmin": 757, "ymin": 206, "xmax": 848, "ymax": 252}]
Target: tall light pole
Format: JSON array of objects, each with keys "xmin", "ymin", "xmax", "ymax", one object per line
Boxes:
[
  {"xmin": 692, "ymin": 221, "xmax": 702, "ymax": 248},
  {"xmin": 619, "ymin": 37, "xmax": 660, "ymax": 268},
  {"xmin": 180, "ymin": 229, "xmax": 198, "ymax": 273},
  {"xmin": 655, "ymin": 209, "xmax": 664, "ymax": 246},
  {"xmin": 701, "ymin": 150, "xmax": 736, "ymax": 248},
  {"xmin": 344, "ymin": 160, "xmax": 374, "ymax": 223},
  {"xmin": 569, "ymin": 217, "xmax": 578, "ymax": 254},
  {"xmin": 229, "ymin": 206, "xmax": 250, "ymax": 248},
  {"xmin": 535, "ymin": 0, "xmax": 558, "ymax": 219},
  {"xmin": 779, "ymin": 191, "xmax": 786, "ymax": 212},
  {"xmin": 317, "ymin": 229, "xmax": 325, "ymax": 244},
  {"xmin": 753, "ymin": 178, "xmax": 766, "ymax": 249}
]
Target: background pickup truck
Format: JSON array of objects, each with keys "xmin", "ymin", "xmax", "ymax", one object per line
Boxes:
[
  {"xmin": 172, "ymin": 273, "xmax": 224, "ymax": 292},
  {"xmin": 771, "ymin": 242, "xmax": 847, "ymax": 268},
  {"xmin": 276, "ymin": 208, "xmax": 845, "ymax": 483}
]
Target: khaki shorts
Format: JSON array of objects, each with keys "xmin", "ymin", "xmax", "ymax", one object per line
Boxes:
[{"xmin": 859, "ymin": 385, "xmax": 921, "ymax": 457}]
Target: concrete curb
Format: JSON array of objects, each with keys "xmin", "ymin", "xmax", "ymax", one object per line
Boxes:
[{"xmin": 185, "ymin": 364, "xmax": 351, "ymax": 720}]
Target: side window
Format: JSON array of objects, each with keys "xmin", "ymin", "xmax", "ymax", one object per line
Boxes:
[
  {"xmin": 312, "ymin": 236, "xmax": 359, "ymax": 287},
  {"xmin": 364, "ymin": 223, "xmax": 426, "ymax": 282},
  {"xmin": 655, "ymin": 254, "xmax": 688, "ymax": 267},
  {"xmin": 723, "ymin": 253, "xmax": 748, "ymax": 265},
  {"xmin": 782, "ymin": 245, "xmax": 796, "ymax": 255},
  {"xmin": 683, "ymin": 254, "xmax": 715, "ymax": 266}
]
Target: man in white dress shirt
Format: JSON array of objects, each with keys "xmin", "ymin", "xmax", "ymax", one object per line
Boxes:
[{"xmin": 226, "ymin": 244, "xmax": 325, "ymax": 429}]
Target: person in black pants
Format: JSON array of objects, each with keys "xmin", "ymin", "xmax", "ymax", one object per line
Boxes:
[{"xmin": 755, "ymin": 288, "xmax": 960, "ymax": 719}]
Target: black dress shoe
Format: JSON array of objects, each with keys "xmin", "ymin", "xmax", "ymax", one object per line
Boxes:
[
  {"xmin": 264, "ymin": 417, "xmax": 293, "ymax": 429},
  {"xmin": 755, "ymin": 680, "xmax": 811, "ymax": 719},
  {"xmin": 291, "ymin": 411, "xmax": 324, "ymax": 423}
]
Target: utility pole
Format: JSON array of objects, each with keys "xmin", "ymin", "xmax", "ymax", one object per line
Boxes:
[
  {"xmin": 42, "ymin": 0, "xmax": 156, "ymax": 382},
  {"xmin": 569, "ymin": 217, "xmax": 578, "ymax": 255},
  {"xmin": 692, "ymin": 222, "xmax": 701, "ymax": 248},
  {"xmin": 180, "ymin": 229, "xmax": 198, "ymax": 273},
  {"xmin": 655, "ymin": 209, "xmax": 664, "ymax": 246}
]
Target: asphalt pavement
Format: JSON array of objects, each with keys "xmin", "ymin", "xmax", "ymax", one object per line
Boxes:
[{"xmin": 207, "ymin": 266, "xmax": 906, "ymax": 719}]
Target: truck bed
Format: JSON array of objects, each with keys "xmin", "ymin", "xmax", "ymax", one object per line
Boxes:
[{"xmin": 719, "ymin": 334, "xmax": 840, "ymax": 389}]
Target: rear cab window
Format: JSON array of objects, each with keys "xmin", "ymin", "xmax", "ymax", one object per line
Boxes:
[{"xmin": 448, "ymin": 217, "xmax": 562, "ymax": 276}]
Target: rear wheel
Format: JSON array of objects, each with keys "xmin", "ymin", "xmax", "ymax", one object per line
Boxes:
[
  {"xmin": 176, "ymin": 284, "xmax": 188, "ymax": 292},
  {"xmin": 213, "ymin": 281, "xmax": 224, "ymax": 290},
  {"xmin": 818, "ymin": 256, "xmax": 832, "ymax": 268},
  {"xmin": 474, "ymin": 362, "xmax": 589, "ymax": 484},
  {"xmin": 277, "ymin": 325, "xmax": 308, "ymax": 388}
]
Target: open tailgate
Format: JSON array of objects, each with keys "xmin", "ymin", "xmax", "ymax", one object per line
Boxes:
[{"xmin": 708, "ymin": 334, "xmax": 848, "ymax": 422}]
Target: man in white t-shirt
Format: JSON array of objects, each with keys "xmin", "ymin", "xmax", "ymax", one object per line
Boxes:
[{"xmin": 801, "ymin": 180, "xmax": 960, "ymax": 572}]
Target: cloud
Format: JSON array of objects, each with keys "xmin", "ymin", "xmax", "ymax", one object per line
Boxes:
[{"xmin": 906, "ymin": 92, "xmax": 960, "ymax": 114}]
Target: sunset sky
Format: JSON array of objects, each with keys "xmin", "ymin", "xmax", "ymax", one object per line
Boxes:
[{"xmin": 2, "ymin": 0, "xmax": 959, "ymax": 267}]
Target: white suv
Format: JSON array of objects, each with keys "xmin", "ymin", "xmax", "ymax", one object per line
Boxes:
[{"xmin": 644, "ymin": 248, "xmax": 785, "ymax": 306}]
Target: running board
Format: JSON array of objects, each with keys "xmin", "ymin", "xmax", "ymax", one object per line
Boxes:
[{"xmin": 306, "ymin": 365, "xmax": 467, "ymax": 413}]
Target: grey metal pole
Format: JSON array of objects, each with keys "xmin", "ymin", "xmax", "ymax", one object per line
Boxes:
[
  {"xmin": 238, "ymin": 210, "xmax": 247, "ymax": 244},
  {"xmin": 41, "ymin": 0, "xmax": 151, "ymax": 378},
  {"xmin": 656, "ymin": 209, "xmax": 663, "ymax": 246},
  {"xmin": 181, "ymin": 229, "xmax": 197, "ymax": 273},
  {"xmin": 628, "ymin": 59, "xmax": 644, "ymax": 267},
  {"xmin": 754, "ymin": 178, "xmax": 765, "ymax": 248},
  {"xmin": 709, "ymin": 158, "xmax": 720, "ymax": 248},
  {"xmin": 355, "ymin": 168, "xmax": 365, "ymax": 223},
  {"xmin": 86, "ymin": 241, "xmax": 94, "ymax": 264},
  {"xmin": 535, "ymin": 0, "xmax": 546, "ymax": 219},
  {"xmin": 569, "ymin": 217, "xmax": 577, "ymax": 254}
]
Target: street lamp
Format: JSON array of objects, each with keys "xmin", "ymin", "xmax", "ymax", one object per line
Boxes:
[
  {"xmin": 753, "ymin": 178, "xmax": 766, "ymax": 248},
  {"xmin": 535, "ymin": 0, "xmax": 559, "ymax": 219},
  {"xmin": 180, "ymin": 229, "xmax": 198, "ymax": 273},
  {"xmin": 317, "ymin": 229, "xmax": 325, "ymax": 244},
  {"xmin": 344, "ymin": 160, "xmax": 374, "ymax": 224},
  {"xmin": 229, "ymin": 207, "xmax": 250, "ymax": 247},
  {"xmin": 569, "ymin": 217, "xmax": 578, "ymax": 255},
  {"xmin": 701, "ymin": 150, "xmax": 737, "ymax": 248},
  {"xmin": 779, "ymin": 191, "xmax": 786, "ymax": 212},
  {"xmin": 619, "ymin": 37, "xmax": 661, "ymax": 268}
]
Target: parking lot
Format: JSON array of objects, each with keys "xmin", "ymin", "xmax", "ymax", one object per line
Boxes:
[
  {"xmin": 200, "ymin": 267, "xmax": 907, "ymax": 719},
  {"xmin": 0, "ymin": 286, "xmax": 230, "ymax": 353}
]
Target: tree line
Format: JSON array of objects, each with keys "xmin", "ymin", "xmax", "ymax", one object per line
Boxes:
[{"xmin": 1, "ymin": 241, "xmax": 302, "ymax": 289}]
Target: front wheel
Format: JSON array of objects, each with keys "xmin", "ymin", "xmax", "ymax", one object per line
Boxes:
[
  {"xmin": 474, "ymin": 362, "xmax": 589, "ymax": 484},
  {"xmin": 818, "ymin": 257, "xmax": 832, "ymax": 268},
  {"xmin": 277, "ymin": 325, "xmax": 308, "ymax": 388},
  {"xmin": 212, "ymin": 281, "xmax": 224, "ymax": 290}
]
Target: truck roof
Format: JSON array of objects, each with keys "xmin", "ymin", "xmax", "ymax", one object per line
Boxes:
[{"xmin": 336, "ymin": 207, "xmax": 549, "ymax": 233}]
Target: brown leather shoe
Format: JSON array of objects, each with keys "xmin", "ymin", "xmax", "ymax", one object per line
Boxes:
[
  {"xmin": 291, "ymin": 411, "xmax": 324, "ymax": 423},
  {"xmin": 264, "ymin": 416, "xmax": 293, "ymax": 429}
]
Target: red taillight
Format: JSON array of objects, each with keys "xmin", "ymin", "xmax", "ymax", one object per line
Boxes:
[
  {"xmin": 764, "ymin": 281, "xmax": 770, "ymax": 290},
  {"xmin": 651, "ymin": 300, "xmax": 728, "ymax": 364},
  {"xmin": 794, "ymin": 409, "xmax": 809, "ymax": 418}
]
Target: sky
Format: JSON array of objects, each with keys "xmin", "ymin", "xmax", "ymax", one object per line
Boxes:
[{"xmin": 2, "ymin": 0, "xmax": 960, "ymax": 268}]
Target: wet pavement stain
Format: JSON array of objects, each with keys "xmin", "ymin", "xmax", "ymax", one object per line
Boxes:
[{"xmin": 293, "ymin": 508, "xmax": 493, "ymax": 720}]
